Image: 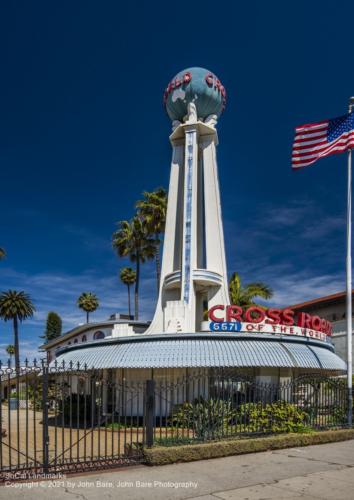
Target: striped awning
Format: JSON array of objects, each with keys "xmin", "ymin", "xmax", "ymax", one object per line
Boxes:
[{"xmin": 51, "ymin": 333, "xmax": 346, "ymax": 373}]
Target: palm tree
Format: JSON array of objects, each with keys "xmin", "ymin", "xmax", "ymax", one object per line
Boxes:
[
  {"xmin": 6, "ymin": 344, "xmax": 15, "ymax": 365},
  {"xmin": 0, "ymin": 248, "xmax": 6, "ymax": 260},
  {"xmin": 229, "ymin": 272, "xmax": 273, "ymax": 308},
  {"xmin": 0, "ymin": 290, "xmax": 35, "ymax": 372},
  {"xmin": 77, "ymin": 292, "xmax": 99, "ymax": 323},
  {"xmin": 112, "ymin": 216, "xmax": 155, "ymax": 320},
  {"xmin": 120, "ymin": 267, "xmax": 136, "ymax": 318},
  {"xmin": 136, "ymin": 187, "xmax": 167, "ymax": 292}
]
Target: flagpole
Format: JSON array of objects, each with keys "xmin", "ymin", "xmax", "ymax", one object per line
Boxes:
[{"xmin": 347, "ymin": 97, "xmax": 354, "ymax": 427}]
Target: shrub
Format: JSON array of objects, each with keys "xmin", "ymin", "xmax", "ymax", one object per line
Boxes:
[
  {"xmin": 236, "ymin": 401, "xmax": 309, "ymax": 433},
  {"xmin": 171, "ymin": 397, "xmax": 237, "ymax": 440}
]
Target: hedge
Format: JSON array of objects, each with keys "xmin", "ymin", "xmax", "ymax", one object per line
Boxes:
[{"xmin": 143, "ymin": 428, "xmax": 354, "ymax": 466}]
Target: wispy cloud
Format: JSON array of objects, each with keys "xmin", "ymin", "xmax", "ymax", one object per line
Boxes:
[{"xmin": 225, "ymin": 197, "xmax": 346, "ymax": 307}]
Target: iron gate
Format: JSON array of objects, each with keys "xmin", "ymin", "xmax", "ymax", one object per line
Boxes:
[{"xmin": 0, "ymin": 361, "xmax": 146, "ymax": 480}]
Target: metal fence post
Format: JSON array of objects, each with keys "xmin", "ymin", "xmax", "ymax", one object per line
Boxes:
[
  {"xmin": 145, "ymin": 380, "xmax": 155, "ymax": 448},
  {"xmin": 42, "ymin": 360, "xmax": 49, "ymax": 473}
]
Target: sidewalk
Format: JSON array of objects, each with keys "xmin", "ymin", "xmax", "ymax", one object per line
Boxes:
[{"xmin": 2, "ymin": 439, "xmax": 354, "ymax": 500}]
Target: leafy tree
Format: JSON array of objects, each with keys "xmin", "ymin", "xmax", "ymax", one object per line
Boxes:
[
  {"xmin": 0, "ymin": 248, "xmax": 6, "ymax": 260},
  {"xmin": 0, "ymin": 290, "xmax": 35, "ymax": 372},
  {"xmin": 6, "ymin": 344, "xmax": 15, "ymax": 364},
  {"xmin": 229, "ymin": 272, "xmax": 273, "ymax": 308},
  {"xmin": 112, "ymin": 216, "xmax": 155, "ymax": 320},
  {"xmin": 42, "ymin": 311, "xmax": 62, "ymax": 342},
  {"xmin": 120, "ymin": 267, "xmax": 136, "ymax": 317},
  {"xmin": 136, "ymin": 187, "xmax": 167, "ymax": 292},
  {"xmin": 77, "ymin": 292, "xmax": 99, "ymax": 323}
]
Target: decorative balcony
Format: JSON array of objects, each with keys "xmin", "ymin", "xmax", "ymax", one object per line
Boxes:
[{"xmin": 164, "ymin": 269, "xmax": 223, "ymax": 289}]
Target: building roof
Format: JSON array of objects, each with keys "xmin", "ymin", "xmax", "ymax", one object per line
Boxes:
[
  {"xmin": 51, "ymin": 333, "xmax": 346, "ymax": 373},
  {"xmin": 40, "ymin": 319, "xmax": 150, "ymax": 351},
  {"xmin": 289, "ymin": 290, "xmax": 354, "ymax": 311}
]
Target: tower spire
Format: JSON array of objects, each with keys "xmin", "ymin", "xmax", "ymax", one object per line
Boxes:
[{"xmin": 146, "ymin": 67, "xmax": 229, "ymax": 334}]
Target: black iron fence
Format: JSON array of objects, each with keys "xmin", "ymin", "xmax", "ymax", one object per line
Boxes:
[
  {"xmin": 0, "ymin": 361, "xmax": 350, "ymax": 481},
  {"xmin": 151, "ymin": 371, "xmax": 349, "ymax": 446}
]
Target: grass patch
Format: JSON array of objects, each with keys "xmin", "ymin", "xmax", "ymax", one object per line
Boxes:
[{"xmin": 143, "ymin": 428, "xmax": 354, "ymax": 466}]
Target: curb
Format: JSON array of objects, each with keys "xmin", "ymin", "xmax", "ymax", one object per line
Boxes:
[{"xmin": 143, "ymin": 429, "xmax": 354, "ymax": 466}]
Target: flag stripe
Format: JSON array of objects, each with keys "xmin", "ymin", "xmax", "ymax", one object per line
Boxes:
[
  {"xmin": 293, "ymin": 138, "xmax": 354, "ymax": 159},
  {"xmin": 292, "ymin": 142, "xmax": 354, "ymax": 166},
  {"xmin": 295, "ymin": 120, "xmax": 328, "ymax": 131},
  {"xmin": 293, "ymin": 135, "xmax": 354, "ymax": 156},
  {"xmin": 293, "ymin": 138, "xmax": 328, "ymax": 149},
  {"xmin": 293, "ymin": 130, "xmax": 328, "ymax": 140}
]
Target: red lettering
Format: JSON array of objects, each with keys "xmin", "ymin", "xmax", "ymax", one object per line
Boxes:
[
  {"xmin": 226, "ymin": 305, "xmax": 243, "ymax": 322},
  {"xmin": 208, "ymin": 305, "xmax": 224, "ymax": 322},
  {"xmin": 297, "ymin": 312, "xmax": 312, "ymax": 328},
  {"xmin": 310, "ymin": 315, "xmax": 322, "ymax": 331},
  {"xmin": 183, "ymin": 72, "xmax": 192, "ymax": 83},
  {"xmin": 281, "ymin": 308, "xmax": 295, "ymax": 326},
  {"xmin": 327, "ymin": 322, "xmax": 333, "ymax": 336},
  {"xmin": 244, "ymin": 307, "xmax": 266, "ymax": 323},
  {"xmin": 205, "ymin": 73, "xmax": 214, "ymax": 87},
  {"xmin": 320, "ymin": 319, "xmax": 327, "ymax": 333},
  {"xmin": 265, "ymin": 308, "xmax": 281, "ymax": 325}
]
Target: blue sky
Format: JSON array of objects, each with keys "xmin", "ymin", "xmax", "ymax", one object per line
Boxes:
[{"xmin": 0, "ymin": 1, "xmax": 353, "ymax": 360}]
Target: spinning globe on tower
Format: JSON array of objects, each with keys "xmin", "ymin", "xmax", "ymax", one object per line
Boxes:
[{"xmin": 163, "ymin": 67, "xmax": 226, "ymax": 123}]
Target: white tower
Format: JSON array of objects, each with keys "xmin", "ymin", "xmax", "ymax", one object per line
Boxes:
[{"xmin": 146, "ymin": 67, "xmax": 230, "ymax": 334}]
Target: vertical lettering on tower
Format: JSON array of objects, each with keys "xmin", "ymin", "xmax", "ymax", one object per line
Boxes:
[{"xmin": 182, "ymin": 129, "xmax": 195, "ymax": 303}]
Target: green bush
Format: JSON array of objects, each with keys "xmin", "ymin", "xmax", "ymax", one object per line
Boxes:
[
  {"xmin": 236, "ymin": 401, "xmax": 309, "ymax": 433},
  {"xmin": 171, "ymin": 397, "xmax": 237, "ymax": 440},
  {"xmin": 154, "ymin": 436, "xmax": 197, "ymax": 447},
  {"xmin": 327, "ymin": 405, "xmax": 348, "ymax": 426}
]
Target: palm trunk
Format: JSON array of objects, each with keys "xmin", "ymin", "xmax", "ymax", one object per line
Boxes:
[
  {"xmin": 155, "ymin": 232, "xmax": 161, "ymax": 294},
  {"xmin": 127, "ymin": 283, "xmax": 131, "ymax": 317},
  {"xmin": 86, "ymin": 311, "xmax": 89, "ymax": 323},
  {"xmin": 13, "ymin": 316, "xmax": 20, "ymax": 373},
  {"xmin": 135, "ymin": 254, "xmax": 140, "ymax": 320}
]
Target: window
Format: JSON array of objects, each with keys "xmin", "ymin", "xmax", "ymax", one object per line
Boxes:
[
  {"xmin": 74, "ymin": 338, "xmax": 78, "ymax": 344},
  {"xmin": 68, "ymin": 341, "xmax": 71, "ymax": 345},
  {"xmin": 93, "ymin": 331, "xmax": 105, "ymax": 340},
  {"xmin": 82, "ymin": 335, "xmax": 87, "ymax": 342}
]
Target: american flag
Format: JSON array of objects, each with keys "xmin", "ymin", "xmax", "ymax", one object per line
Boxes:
[{"xmin": 292, "ymin": 113, "xmax": 354, "ymax": 169}]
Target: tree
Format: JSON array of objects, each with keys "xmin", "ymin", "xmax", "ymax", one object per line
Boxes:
[
  {"xmin": 0, "ymin": 290, "xmax": 35, "ymax": 372},
  {"xmin": 120, "ymin": 267, "xmax": 136, "ymax": 318},
  {"xmin": 6, "ymin": 344, "xmax": 15, "ymax": 365},
  {"xmin": 136, "ymin": 187, "xmax": 167, "ymax": 292},
  {"xmin": 0, "ymin": 248, "xmax": 6, "ymax": 260},
  {"xmin": 77, "ymin": 292, "xmax": 99, "ymax": 323},
  {"xmin": 42, "ymin": 311, "xmax": 62, "ymax": 342},
  {"xmin": 112, "ymin": 216, "xmax": 155, "ymax": 320},
  {"xmin": 229, "ymin": 272, "xmax": 273, "ymax": 309}
]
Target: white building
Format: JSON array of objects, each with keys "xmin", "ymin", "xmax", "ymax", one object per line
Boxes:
[{"xmin": 48, "ymin": 67, "xmax": 346, "ymax": 395}]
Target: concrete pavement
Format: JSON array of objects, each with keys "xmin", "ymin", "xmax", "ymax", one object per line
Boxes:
[{"xmin": 1, "ymin": 439, "xmax": 354, "ymax": 499}]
